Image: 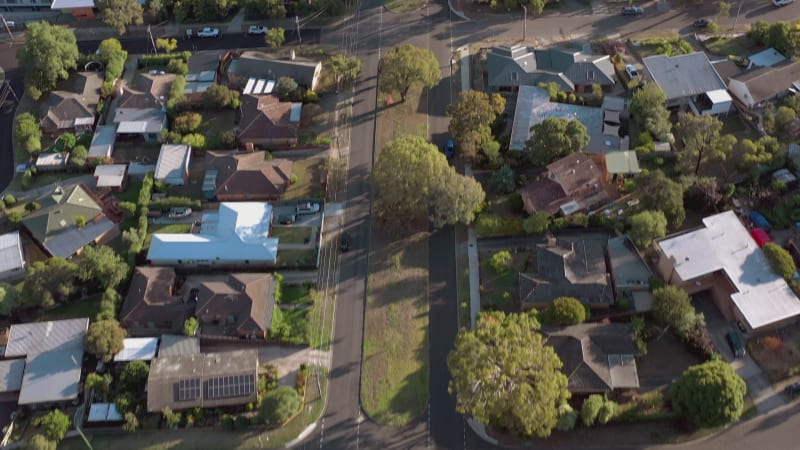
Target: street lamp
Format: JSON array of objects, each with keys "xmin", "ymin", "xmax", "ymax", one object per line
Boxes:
[{"xmin": 522, "ymin": 6, "xmax": 527, "ymax": 42}]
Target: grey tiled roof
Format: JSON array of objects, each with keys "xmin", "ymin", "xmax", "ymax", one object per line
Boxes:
[{"xmin": 643, "ymin": 52, "xmax": 726, "ymax": 101}]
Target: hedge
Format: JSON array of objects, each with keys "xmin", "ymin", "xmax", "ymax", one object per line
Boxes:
[
  {"xmin": 138, "ymin": 51, "xmax": 192, "ymax": 68},
  {"xmin": 148, "ymin": 197, "xmax": 202, "ymax": 211},
  {"xmin": 474, "ymin": 214, "xmax": 525, "ymax": 237}
]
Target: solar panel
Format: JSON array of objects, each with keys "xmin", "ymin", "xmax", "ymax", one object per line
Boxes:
[
  {"xmin": 204, "ymin": 374, "xmax": 255, "ymax": 400},
  {"xmin": 175, "ymin": 378, "xmax": 201, "ymax": 402}
]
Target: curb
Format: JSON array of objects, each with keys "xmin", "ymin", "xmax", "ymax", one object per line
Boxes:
[
  {"xmin": 447, "ymin": 0, "xmax": 471, "ymax": 21},
  {"xmin": 285, "ymin": 422, "xmax": 318, "ymax": 449}
]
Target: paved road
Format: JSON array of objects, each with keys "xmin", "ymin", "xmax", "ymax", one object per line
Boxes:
[{"xmin": 0, "ymin": 41, "xmax": 25, "ymax": 193}]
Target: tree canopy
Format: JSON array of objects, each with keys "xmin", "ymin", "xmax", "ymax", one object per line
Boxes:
[
  {"xmin": 327, "ymin": 54, "xmax": 362, "ymax": 89},
  {"xmin": 258, "ymin": 386, "xmax": 302, "ymax": 425},
  {"xmin": 637, "ymin": 169, "xmax": 686, "ymax": 229},
  {"xmin": 26, "ymin": 434, "xmax": 56, "ymax": 450},
  {"xmin": 17, "ymin": 22, "xmax": 79, "ymax": 99},
  {"xmin": 14, "ymin": 112, "xmax": 43, "ymax": 156},
  {"xmin": 763, "ymin": 242, "xmax": 796, "ymax": 280},
  {"xmin": 40, "ymin": 409, "xmax": 70, "ymax": 442},
  {"xmin": 526, "ymin": 117, "xmax": 589, "ymax": 166},
  {"xmin": 264, "ymin": 27, "xmax": 285, "ymax": 48},
  {"xmin": 652, "ymin": 285, "xmax": 697, "ymax": 337},
  {"xmin": 738, "ymin": 136, "xmax": 785, "ymax": 180},
  {"xmin": 19, "ymin": 257, "xmax": 78, "ymax": 308},
  {"xmin": 120, "ymin": 359, "xmax": 150, "ymax": 388},
  {"xmin": 630, "ymin": 83, "xmax": 672, "ymax": 142},
  {"xmin": 671, "ymin": 360, "xmax": 747, "ymax": 427},
  {"xmin": 97, "ymin": 0, "xmax": 144, "ymax": 35},
  {"xmin": 372, "ymin": 135, "xmax": 484, "ymax": 228},
  {"xmin": 627, "ymin": 210, "xmax": 667, "ymax": 248},
  {"xmin": 447, "ymin": 311, "xmax": 569, "ymax": 438},
  {"xmin": 447, "ymin": 90, "xmax": 506, "ymax": 163},
  {"xmin": 540, "ymin": 297, "xmax": 589, "ymax": 325},
  {"xmin": 379, "ymin": 45, "xmax": 441, "ymax": 101},
  {"xmin": 77, "ymin": 245, "xmax": 129, "ymax": 289},
  {"xmin": 86, "ymin": 319, "xmax": 126, "ymax": 362},
  {"xmin": 0, "ymin": 284, "xmax": 19, "ymax": 316},
  {"xmin": 85, "ymin": 372, "xmax": 112, "ymax": 394},
  {"xmin": 674, "ymin": 112, "xmax": 737, "ymax": 175}
]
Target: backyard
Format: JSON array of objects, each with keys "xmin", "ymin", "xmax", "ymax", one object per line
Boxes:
[
  {"xmin": 271, "ymin": 226, "xmax": 313, "ymax": 244},
  {"xmin": 704, "ymin": 34, "xmax": 762, "ymax": 58},
  {"xmin": 479, "ymin": 248, "xmax": 532, "ymax": 311},
  {"xmin": 748, "ymin": 328, "xmax": 800, "ymax": 382},
  {"xmin": 283, "ymin": 157, "xmax": 326, "ymax": 200},
  {"xmin": 42, "ymin": 293, "xmax": 103, "ymax": 321},
  {"xmin": 199, "ymin": 110, "xmax": 237, "ymax": 149}
]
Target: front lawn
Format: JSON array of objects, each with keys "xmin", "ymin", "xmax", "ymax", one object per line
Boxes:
[
  {"xmin": 272, "ymin": 225, "xmax": 313, "ymax": 244},
  {"xmin": 277, "ymin": 248, "xmax": 318, "ymax": 267},
  {"xmin": 705, "ymin": 35, "xmax": 761, "ymax": 57},
  {"xmin": 281, "ymin": 285, "xmax": 314, "ymax": 305},
  {"xmin": 479, "ymin": 248, "xmax": 531, "ymax": 311},
  {"xmin": 43, "ymin": 293, "xmax": 103, "ymax": 321},
  {"xmin": 143, "ymin": 223, "xmax": 192, "ymax": 249},
  {"xmin": 748, "ymin": 331, "xmax": 800, "ymax": 382},
  {"xmin": 283, "ymin": 157, "xmax": 325, "ymax": 200},
  {"xmin": 271, "ymin": 307, "xmax": 309, "ymax": 345}
]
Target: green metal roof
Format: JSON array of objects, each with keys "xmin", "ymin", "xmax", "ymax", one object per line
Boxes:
[{"xmin": 22, "ymin": 185, "xmax": 103, "ymax": 244}]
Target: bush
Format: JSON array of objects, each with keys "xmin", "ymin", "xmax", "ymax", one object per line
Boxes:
[
  {"xmin": 172, "ymin": 112, "xmax": 202, "ymax": 134},
  {"xmin": 203, "ymin": 84, "xmax": 240, "ymax": 110},
  {"xmin": 138, "ymin": 51, "xmax": 192, "ymax": 68},
  {"xmin": 162, "ymin": 407, "xmax": 182, "ymax": 429},
  {"xmin": 58, "ymin": 132, "xmax": 77, "ymax": 151},
  {"xmin": 508, "ymin": 193, "xmax": 524, "ymax": 213},
  {"xmin": 763, "ymin": 242, "xmax": 796, "ymax": 280},
  {"xmin": 488, "ymin": 250, "xmax": 512, "ymax": 274},
  {"xmin": 556, "ymin": 403, "xmax": 578, "ymax": 431},
  {"xmin": 166, "ymin": 59, "xmax": 188, "ymax": 75},
  {"xmin": 148, "ymin": 197, "xmax": 201, "ymax": 211},
  {"xmin": 588, "ymin": 213, "xmax": 606, "ymax": 227},
  {"xmin": 597, "ymin": 400, "xmax": 618, "ymax": 425},
  {"xmin": 474, "ymin": 214, "xmax": 524, "ymax": 237},
  {"xmin": 40, "ymin": 409, "xmax": 70, "ymax": 442},
  {"xmin": 671, "ymin": 360, "xmax": 746, "ymax": 427},
  {"xmin": 220, "ymin": 130, "xmax": 238, "ymax": 149},
  {"xmin": 257, "ymin": 386, "xmax": 302, "ymax": 425},
  {"xmin": 540, "ymin": 297, "xmax": 589, "ymax": 325},
  {"xmin": 570, "ymin": 213, "xmax": 589, "ymax": 228},
  {"xmin": 4, "ymin": 194, "xmax": 16, "ymax": 206},
  {"xmin": 581, "ymin": 394, "xmax": 604, "ymax": 426},
  {"xmin": 119, "ymin": 201, "xmax": 137, "ymax": 217},
  {"xmin": 181, "ymin": 133, "xmax": 206, "ymax": 150},
  {"xmin": 551, "ymin": 217, "xmax": 568, "ymax": 231},
  {"xmin": 304, "ymin": 90, "xmax": 319, "ymax": 103},
  {"xmin": 276, "ymin": 76, "xmax": 298, "ymax": 101},
  {"xmin": 489, "ymin": 164, "xmax": 515, "ymax": 194}
]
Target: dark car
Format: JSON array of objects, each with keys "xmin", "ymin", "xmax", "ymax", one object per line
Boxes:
[
  {"xmin": 278, "ymin": 214, "xmax": 296, "ymax": 225},
  {"xmin": 693, "ymin": 18, "xmax": 713, "ymax": 28},
  {"xmin": 444, "ymin": 139, "xmax": 455, "ymax": 159},
  {"xmin": 785, "ymin": 381, "xmax": 800, "ymax": 398},
  {"xmin": 726, "ymin": 331, "xmax": 746, "ymax": 359},
  {"xmin": 340, "ymin": 232, "xmax": 351, "ymax": 252},
  {"xmin": 621, "ymin": 6, "xmax": 644, "ymax": 15}
]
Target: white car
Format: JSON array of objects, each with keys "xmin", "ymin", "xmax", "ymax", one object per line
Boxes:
[
  {"xmin": 296, "ymin": 202, "xmax": 321, "ymax": 215},
  {"xmin": 773, "ymin": 0, "xmax": 793, "ymax": 6},
  {"xmin": 168, "ymin": 207, "xmax": 192, "ymax": 219},
  {"xmin": 247, "ymin": 25, "xmax": 269, "ymax": 35},
  {"xmin": 196, "ymin": 27, "xmax": 220, "ymax": 38},
  {"xmin": 625, "ymin": 64, "xmax": 639, "ymax": 79}
]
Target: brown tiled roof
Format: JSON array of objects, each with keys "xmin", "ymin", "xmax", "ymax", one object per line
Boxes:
[
  {"xmin": 119, "ymin": 267, "xmax": 192, "ymax": 334},
  {"xmin": 205, "ymin": 151, "xmax": 293, "ymax": 198},
  {"xmin": 188, "ymin": 273, "xmax": 276, "ymax": 338},
  {"xmin": 517, "ymin": 178, "xmax": 567, "ymax": 215},
  {"xmin": 518, "ymin": 152, "xmax": 606, "ymax": 215},
  {"xmin": 138, "ymin": 73, "xmax": 177, "ymax": 100},
  {"xmin": 237, "ymin": 95, "xmax": 299, "ymax": 142},
  {"xmin": 546, "ymin": 152, "xmax": 603, "ymax": 195},
  {"xmin": 40, "ymin": 72, "xmax": 103, "ymax": 130}
]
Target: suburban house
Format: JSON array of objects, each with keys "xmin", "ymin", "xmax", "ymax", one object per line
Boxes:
[
  {"xmin": 113, "ymin": 337, "xmax": 159, "ymax": 363},
  {"xmin": 602, "ymin": 151, "xmax": 641, "ymax": 179},
  {"xmin": 146, "ymin": 349, "xmax": 259, "ymax": 412},
  {"xmin": 643, "ymin": 52, "xmax": 732, "ymax": 115},
  {"xmin": 606, "ymin": 236, "xmax": 653, "ymax": 312},
  {"xmin": 747, "ymin": 48, "xmax": 786, "ymax": 69},
  {"xmin": 50, "ymin": 0, "xmax": 97, "ymax": 19},
  {"xmin": 158, "ymin": 334, "xmax": 200, "ymax": 357},
  {"xmin": 4, "ymin": 318, "xmax": 90, "ymax": 406},
  {"xmin": 237, "ymin": 95, "xmax": 302, "ymax": 148},
  {"xmin": 111, "ymin": 73, "xmax": 174, "ymax": 142},
  {"xmin": 225, "ymin": 50, "xmax": 322, "ymax": 91},
  {"xmin": 147, "ymin": 202, "xmax": 279, "ymax": 267},
  {"xmin": 518, "ymin": 235, "xmax": 614, "ymax": 310},
  {"xmin": 545, "ymin": 323, "xmax": 640, "ymax": 394},
  {"xmin": 88, "ymin": 125, "xmax": 117, "ymax": 161},
  {"xmin": 486, "ymin": 44, "xmax": 616, "ymax": 92},
  {"xmin": 517, "ymin": 152, "xmax": 611, "ymax": 216},
  {"xmin": 40, "ymin": 71, "xmax": 102, "ymax": 134},
  {"xmin": 654, "ymin": 210, "xmax": 800, "ymax": 332},
  {"xmin": 93, "ymin": 164, "xmax": 128, "ymax": 191},
  {"xmin": 510, "ymin": 86, "xmax": 620, "ymax": 153},
  {"xmin": 0, "ymin": 231, "xmax": 25, "ymax": 282},
  {"xmin": 120, "ymin": 266, "xmax": 193, "ymax": 336},
  {"xmin": 727, "ymin": 60, "xmax": 800, "ymax": 113},
  {"xmin": 154, "ymin": 144, "xmax": 192, "ymax": 186},
  {"xmin": 21, "ymin": 184, "xmax": 117, "ymax": 257},
  {"xmin": 203, "ymin": 151, "xmax": 293, "ymax": 201}
]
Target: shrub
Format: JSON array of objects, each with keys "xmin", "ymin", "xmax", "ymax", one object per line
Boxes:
[
  {"xmin": 597, "ymin": 400, "xmax": 618, "ymax": 425},
  {"xmin": 581, "ymin": 394, "xmax": 604, "ymax": 426},
  {"xmin": 40, "ymin": 409, "xmax": 70, "ymax": 442},
  {"xmin": 489, "ymin": 164, "xmax": 515, "ymax": 194},
  {"xmin": 59, "ymin": 132, "xmax": 77, "ymax": 151},
  {"xmin": 588, "ymin": 214, "xmax": 606, "ymax": 227},
  {"xmin": 540, "ymin": 297, "xmax": 589, "ymax": 325},
  {"xmin": 3, "ymin": 194, "xmax": 16, "ymax": 206},
  {"xmin": 148, "ymin": 197, "xmax": 201, "ymax": 211},
  {"xmin": 570, "ymin": 213, "xmax": 589, "ymax": 228},
  {"xmin": 508, "ymin": 193, "xmax": 524, "ymax": 214},
  {"xmin": 763, "ymin": 242, "xmax": 796, "ymax": 280},
  {"xmin": 119, "ymin": 201, "xmax": 137, "ymax": 217},
  {"xmin": 474, "ymin": 214, "xmax": 524, "ymax": 237},
  {"xmin": 551, "ymin": 217, "xmax": 568, "ymax": 231},
  {"xmin": 183, "ymin": 317, "xmax": 198, "ymax": 336},
  {"xmin": 671, "ymin": 360, "xmax": 746, "ymax": 427},
  {"xmin": 138, "ymin": 51, "xmax": 192, "ymax": 68},
  {"xmin": 220, "ymin": 130, "xmax": 238, "ymax": 149},
  {"xmin": 166, "ymin": 59, "xmax": 188, "ymax": 75},
  {"xmin": 25, "ymin": 201, "xmax": 40, "ymax": 211},
  {"xmin": 304, "ymin": 90, "xmax": 319, "ymax": 103},
  {"xmin": 203, "ymin": 84, "xmax": 240, "ymax": 109},
  {"xmin": 220, "ymin": 414, "xmax": 235, "ymax": 431},
  {"xmin": 181, "ymin": 133, "xmax": 206, "ymax": 150},
  {"xmin": 488, "ymin": 250, "xmax": 512, "ymax": 274},
  {"xmin": 172, "ymin": 112, "xmax": 202, "ymax": 134},
  {"xmin": 162, "ymin": 407, "xmax": 182, "ymax": 429},
  {"xmin": 257, "ymin": 386, "xmax": 302, "ymax": 425},
  {"xmin": 556, "ymin": 403, "xmax": 578, "ymax": 431},
  {"xmin": 276, "ymin": 76, "xmax": 298, "ymax": 101}
]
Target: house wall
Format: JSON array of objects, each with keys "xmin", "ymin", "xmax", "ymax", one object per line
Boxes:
[
  {"xmin": 217, "ymin": 192, "xmax": 281, "ymax": 202},
  {"xmin": 0, "ymin": 266, "xmax": 25, "ymax": 282},
  {"xmin": 63, "ymin": 7, "xmax": 95, "ymax": 19},
  {"xmin": 148, "ymin": 257, "xmax": 277, "ymax": 267},
  {"xmin": 728, "ymin": 79, "xmax": 754, "ymax": 110}
]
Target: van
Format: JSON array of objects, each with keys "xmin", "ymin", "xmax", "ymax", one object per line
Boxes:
[{"xmin": 726, "ymin": 331, "xmax": 746, "ymax": 358}]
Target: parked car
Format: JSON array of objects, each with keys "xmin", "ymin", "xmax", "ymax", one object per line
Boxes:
[
  {"xmin": 773, "ymin": 0, "xmax": 794, "ymax": 6},
  {"xmin": 278, "ymin": 214, "xmax": 296, "ymax": 225},
  {"xmin": 621, "ymin": 6, "xmax": 644, "ymax": 15},
  {"xmin": 340, "ymin": 232, "xmax": 351, "ymax": 252},
  {"xmin": 693, "ymin": 18, "xmax": 713, "ymax": 28},
  {"xmin": 247, "ymin": 25, "xmax": 269, "ymax": 35},
  {"xmin": 726, "ymin": 331, "xmax": 746, "ymax": 359},
  {"xmin": 443, "ymin": 139, "xmax": 455, "ymax": 159},
  {"xmin": 196, "ymin": 27, "xmax": 220, "ymax": 38},
  {"xmin": 296, "ymin": 202, "xmax": 321, "ymax": 215},
  {"xmin": 168, "ymin": 207, "xmax": 192, "ymax": 219},
  {"xmin": 625, "ymin": 64, "xmax": 639, "ymax": 79},
  {"xmin": 785, "ymin": 381, "xmax": 800, "ymax": 398},
  {"xmin": 148, "ymin": 69, "xmax": 166, "ymax": 75}
]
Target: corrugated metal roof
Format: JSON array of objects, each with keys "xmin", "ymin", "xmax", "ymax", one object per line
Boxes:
[
  {"xmin": 114, "ymin": 337, "xmax": 159, "ymax": 362},
  {"xmin": 89, "ymin": 125, "xmax": 117, "ymax": 159},
  {"xmin": 5, "ymin": 318, "xmax": 88, "ymax": 357},
  {"xmin": 158, "ymin": 335, "xmax": 200, "ymax": 357},
  {"xmin": 0, "ymin": 231, "xmax": 24, "ymax": 275},
  {"xmin": 0, "ymin": 359, "xmax": 25, "ymax": 392},
  {"xmin": 155, "ymin": 144, "xmax": 191, "ymax": 184}
]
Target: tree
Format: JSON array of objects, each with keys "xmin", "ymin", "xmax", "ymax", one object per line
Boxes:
[
  {"xmin": 488, "ymin": 250, "xmax": 512, "ymax": 274},
  {"xmin": 181, "ymin": 133, "xmax": 206, "ymax": 150},
  {"xmin": 521, "ymin": 0, "xmax": 546, "ymax": 15},
  {"xmin": 372, "ymin": 135, "xmax": 484, "ymax": 227},
  {"xmin": 630, "ymin": 83, "xmax": 672, "ymax": 142},
  {"xmin": 524, "ymin": 211, "xmax": 551, "ymax": 235},
  {"xmin": 652, "ymin": 286, "xmax": 697, "ymax": 337},
  {"xmin": 628, "ymin": 210, "xmax": 667, "ymax": 248},
  {"xmin": 74, "ymin": 215, "xmax": 87, "ymax": 228},
  {"xmin": 59, "ymin": 132, "xmax": 77, "ymax": 151},
  {"xmin": 86, "ymin": 319, "xmax": 126, "ymax": 362},
  {"xmin": 14, "ymin": 112, "xmax": 42, "ymax": 155},
  {"xmin": 202, "ymin": 84, "xmax": 239, "ymax": 109},
  {"xmin": 556, "ymin": 404, "xmax": 578, "ymax": 431},
  {"xmin": 258, "ymin": 386, "xmax": 302, "ymax": 425},
  {"xmin": 184, "ymin": 317, "xmax": 199, "ymax": 336},
  {"xmin": 763, "ymin": 242, "xmax": 796, "ymax": 280},
  {"xmin": 718, "ymin": 0, "xmax": 730, "ymax": 18},
  {"xmin": 78, "ymin": 245, "xmax": 129, "ymax": 289},
  {"xmin": 447, "ymin": 90, "xmax": 506, "ymax": 162},
  {"xmin": 85, "ymin": 373, "xmax": 112, "ymax": 394},
  {"xmin": 489, "ymin": 164, "xmax": 515, "ymax": 194},
  {"xmin": 242, "ymin": 0, "xmax": 285, "ymax": 18},
  {"xmin": 19, "ymin": 258, "xmax": 78, "ymax": 308},
  {"xmin": 597, "ymin": 399, "xmax": 618, "ymax": 425},
  {"xmin": 155, "ymin": 37, "xmax": 178, "ymax": 53},
  {"xmin": 40, "ymin": 409, "xmax": 70, "ymax": 442},
  {"xmin": 119, "ymin": 201, "xmax": 137, "ymax": 217},
  {"xmin": 26, "ymin": 434, "xmax": 56, "ymax": 450},
  {"xmin": 17, "ymin": 22, "xmax": 78, "ymax": 98},
  {"xmin": 120, "ymin": 359, "xmax": 149, "ymax": 388},
  {"xmin": 70, "ymin": 145, "xmax": 88, "ymax": 167},
  {"xmin": 166, "ymin": 58, "xmax": 188, "ymax": 75},
  {"xmin": 97, "ymin": 287, "xmax": 122, "ymax": 321},
  {"xmin": 327, "ymin": 54, "xmax": 362, "ymax": 89},
  {"xmin": 0, "ymin": 284, "xmax": 19, "ymax": 316},
  {"xmin": 264, "ymin": 27, "xmax": 285, "ymax": 48},
  {"xmin": 162, "ymin": 407, "xmax": 182, "ymax": 429},
  {"xmin": 540, "ymin": 297, "xmax": 589, "ymax": 325},
  {"xmin": 97, "ymin": 0, "xmax": 144, "ymax": 35},
  {"xmin": 581, "ymin": 394, "xmax": 604, "ymax": 426},
  {"xmin": 447, "ymin": 311, "xmax": 569, "ymax": 438},
  {"xmin": 637, "ymin": 170, "xmax": 686, "ymax": 229},
  {"xmin": 172, "ymin": 112, "xmax": 203, "ymax": 134},
  {"xmin": 379, "ymin": 45, "xmax": 442, "ymax": 102},
  {"xmin": 275, "ymin": 76, "xmax": 298, "ymax": 101},
  {"xmin": 674, "ymin": 113, "xmax": 736, "ymax": 175},
  {"xmin": 671, "ymin": 360, "xmax": 747, "ymax": 427},
  {"xmin": 122, "ymin": 412, "xmax": 139, "ymax": 432},
  {"xmin": 526, "ymin": 117, "xmax": 590, "ymax": 166}
]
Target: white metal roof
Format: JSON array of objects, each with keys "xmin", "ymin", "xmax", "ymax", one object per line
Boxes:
[
  {"xmin": 89, "ymin": 125, "xmax": 117, "ymax": 159},
  {"xmin": 51, "ymin": 0, "xmax": 95, "ymax": 8},
  {"xmin": 706, "ymin": 89, "xmax": 732, "ymax": 104},
  {"xmin": 154, "ymin": 144, "xmax": 191, "ymax": 183},
  {"xmin": 35, "ymin": 152, "xmax": 68, "ymax": 167},
  {"xmin": 656, "ymin": 210, "xmax": 800, "ymax": 329},
  {"xmin": 94, "ymin": 164, "xmax": 127, "ymax": 187},
  {"xmin": 114, "ymin": 337, "xmax": 159, "ymax": 362},
  {"xmin": 0, "ymin": 231, "xmax": 24, "ymax": 274},
  {"xmin": 88, "ymin": 403, "xmax": 123, "ymax": 422},
  {"xmin": 5, "ymin": 318, "xmax": 89, "ymax": 357}
]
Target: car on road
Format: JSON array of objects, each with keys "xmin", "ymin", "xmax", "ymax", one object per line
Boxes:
[
  {"xmin": 773, "ymin": 0, "xmax": 794, "ymax": 6},
  {"xmin": 693, "ymin": 18, "xmax": 713, "ymax": 28},
  {"xmin": 196, "ymin": 27, "xmax": 220, "ymax": 38},
  {"xmin": 786, "ymin": 381, "xmax": 800, "ymax": 398},
  {"xmin": 726, "ymin": 331, "xmax": 746, "ymax": 359},
  {"xmin": 296, "ymin": 202, "xmax": 321, "ymax": 215},
  {"xmin": 247, "ymin": 25, "xmax": 269, "ymax": 35},
  {"xmin": 340, "ymin": 232, "xmax": 351, "ymax": 252},
  {"xmin": 621, "ymin": 6, "xmax": 644, "ymax": 15},
  {"xmin": 443, "ymin": 139, "xmax": 455, "ymax": 159},
  {"xmin": 625, "ymin": 64, "xmax": 639, "ymax": 79},
  {"xmin": 168, "ymin": 207, "xmax": 192, "ymax": 219}
]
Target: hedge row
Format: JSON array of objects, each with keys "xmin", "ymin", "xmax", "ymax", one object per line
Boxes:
[
  {"xmin": 149, "ymin": 197, "xmax": 202, "ymax": 211},
  {"xmin": 138, "ymin": 51, "xmax": 193, "ymax": 68}
]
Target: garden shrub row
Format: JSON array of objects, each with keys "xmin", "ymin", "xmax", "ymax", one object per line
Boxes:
[
  {"xmin": 138, "ymin": 51, "xmax": 192, "ymax": 68},
  {"xmin": 148, "ymin": 197, "xmax": 202, "ymax": 211}
]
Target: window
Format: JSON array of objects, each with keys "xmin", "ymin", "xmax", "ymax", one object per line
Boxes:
[
  {"xmin": 510, "ymin": 72, "xmax": 518, "ymax": 81},
  {"xmin": 587, "ymin": 70, "xmax": 595, "ymax": 81}
]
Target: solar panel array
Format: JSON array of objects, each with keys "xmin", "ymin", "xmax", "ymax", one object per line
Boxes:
[
  {"xmin": 176, "ymin": 378, "xmax": 201, "ymax": 402},
  {"xmin": 205, "ymin": 374, "xmax": 256, "ymax": 400}
]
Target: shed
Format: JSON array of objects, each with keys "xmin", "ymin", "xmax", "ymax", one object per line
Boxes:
[
  {"xmin": 35, "ymin": 152, "xmax": 69, "ymax": 171},
  {"xmin": 87, "ymin": 403, "xmax": 124, "ymax": 422},
  {"xmin": 93, "ymin": 164, "xmax": 128, "ymax": 189},
  {"xmin": 88, "ymin": 125, "xmax": 117, "ymax": 160},
  {"xmin": 113, "ymin": 337, "xmax": 159, "ymax": 362},
  {"xmin": 750, "ymin": 228, "xmax": 772, "ymax": 247}
]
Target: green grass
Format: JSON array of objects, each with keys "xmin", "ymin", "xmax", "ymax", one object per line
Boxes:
[
  {"xmin": 384, "ymin": 0, "xmax": 426, "ymax": 12},
  {"xmin": 270, "ymin": 307, "xmax": 309, "ymax": 344},
  {"xmin": 283, "ymin": 157, "xmax": 325, "ymax": 200},
  {"xmin": 271, "ymin": 226, "xmax": 313, "ymax": 244},
  {"xmin": 277, "ymin": 248, "xmax": 318, "ymax": 266},
  {"xmin": 200, "ymin": 110, "xmax": 237, "ymax": 149},
  {"xmin": 143, "ymin": 223, "xmax": 192, "ymax": 249},
  {"xmin": 474, "ymin": 213, "xmax": 525, "ymax": 237},
  {"xmin": 479, "ymin": 254, "xmax": 519, "ymax": 310},
  {"xmin": 308, "ymin": 288, "xmax": 333, "ymax": 350},
  {"xmin": 43, "ymin": 293, "xmax": 103, "ymax": 321},
  {"xmin": 705, "ymin": 35, "xmax": 760, "ymax": 57},
  {"xmin": 118, "ymin": 181, "xmax": 144, "ymax": 203},
  {"xmin": 281, "ymin": 285, "xmax": 313, "ymax": 305}
]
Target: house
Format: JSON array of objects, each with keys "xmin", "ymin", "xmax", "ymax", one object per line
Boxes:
[
  {"xmin": 712, "ymin": 59, "xmax": 743, "ymax": 85},
  {"xmin": 606, "ymin": 236, "xmax": 653, "ymax": 311},
  {"xmin": 486, "ymin": 45, "xmax": 616, "ymax": 92},
  {"xmin": 518, "ymin": 235, "xmax": 613, "ymax": 310},
  {"xmin": 158, "ymin": 335, "xmax": 200, "ymax": 357},
  {"xmin": 517, "ymin": 152, "xmax": 609, "ymax": 216},
  {"xmin": 204, "ymin": 151, "xmax": 293, "ymax": 201},
  {"xmin": 154, "ymin": 144, "xmax": 191, "ymax": 186},
  {"xmin": 747, "ymin": 48, "xmax": 786, "ymax": 69},
  {"xmin": 21, "ymin": 184, "xmax": 117, "ymax": 257},
  {"xmin": 545, "ymin": 323, "xmax": 639, "ymax": 394},
  {"xmin": 4, "ymin": 318, "xmax": 89, "ymax": 406},
  {"xmin": 603, "ymin": 151, "xmax": 640, "ymax": 178},
  {"xmin": 119, "ymin": 267, "xmax": 193, "ymax": 336},
  {"xmin": 643, "ymin": 52, "xmax": 731, "ymax": 115},
  {"xmin": 0, "ymin": 360, "xmax": 25, "ymax": 397},
  {"xmin": 0, "ymin": 231, "xmax": 26, "ymax": 282},
  {"xmin": 40, "ymin": 71, "xmax": 102, "ymax": 133},
  {"xmin": 147, "ymin": 202, "xmax": 279, "ymax": 267},
  {"xmin": 146, "ymin": 349, "xmax": 259, "ymax": 412},
  {"xmin": 111, "ymin": 73, "xmax": 174, "ymax": 142},
  {"xmin": 225, "ymin": 50, "xmax": 322, "ymax": 91},
  {"xmin": 35, "ymin": 152, "xmax": 69, "ymax": 171},
  {"xmin": 237, "ymin": 95, "xmax": 302, "ymax": 148},
  {"xmin": 727, "ymin": 60, "xmax": 800, "ymax": 113},
  {"xmin": 113, "ymin": 337, "xmax": 159, "ymax": 362},
  {"xmin": 654, "ymin": 210, "xmax": 800, "ymax": 332},
  {"xmin": 510, "ymin": 86, "xmax": 619, "ymax": 153},
  {"xmin": 93, "ymin": 164, "xmax": 128, "ymax": 191},
  {"xmin": 50, "ymin": 0, "xmax": 96, "ymax": 19},
  {"xmin": 88, "ymin": 125, "xmax": 117, "ymax": 161}
]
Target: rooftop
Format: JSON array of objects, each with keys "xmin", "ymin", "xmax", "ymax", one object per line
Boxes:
[
  {"xmin": 94, "ymin": 164, "xmax": 127, "ymax": 188},
  {"xmin": 113, "ymin": 337, "xmax": 159, "ymax": 362},
  {"xmin": 604, "ymin": 151, "xmax": 641, "ymax": 175},
  {"xmin": 0, "ymin": 231, "xmax": 24, "ymax": 275},
  {"xmin": 238, "ymin": 95, "xmax": 301, "ymax": 142},
  {"xmin": 205, "ymin": 151, "xmax": 293, "ymax": 199},
  {"xmin": 0, "ymin": 359, "xmax": 25, "ymax": 393},
  {"xmin": 731, "ymin": 60, "xmax": 800, "ymax": 105},
  {"xmin": 119, "ymin": 267, "xmax": 190, "ymax": 335},
  {"xmin": 748, "ymin": 48, "xmax": 786, "ymax": 69},
  {"xmin": 154, "ymin": 144, "xmax": 191, "ymax": 183},
  {"xmin": 158, "ymin": 334, "xmax": 200, "ymax": 357},
  {"xmin": 186, "ymin": 273, "xmax": 276, "ymax": 338},
  {"xmin": 643, "ymin": 52, "xmax": 727, "ymax": 101},
  {"xmin": 88, "ymin": 125, "xmax": 117, "ymax": 159}
]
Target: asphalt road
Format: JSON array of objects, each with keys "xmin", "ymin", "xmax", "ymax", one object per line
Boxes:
[{"xmin": 0, "ymin": 40, "xmax": 25, "ymax": 193}]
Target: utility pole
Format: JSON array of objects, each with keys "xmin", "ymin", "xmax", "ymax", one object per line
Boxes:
[
  {"xmin": 522, "ymin": 6, "xmax": 527, "ymax": 42},
  {"xmin": 295, "ymin": 16, "xmax": 302, "ymax": 49},
  {"xmin": 732, "ymin": 0, "xmax": 743, "ymax": 33},
  {"xmin": 147, "ymin": 25, "xmax": 157, "ymax": 54},
  {"xmin": 0, "ymin": 15, "xmax": 13, "ymax": 41}
]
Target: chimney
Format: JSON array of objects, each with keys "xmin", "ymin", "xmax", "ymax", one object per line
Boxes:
[{"xmin": 290, "ymin": 50, "xmax": 296, "ymax": 61}]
